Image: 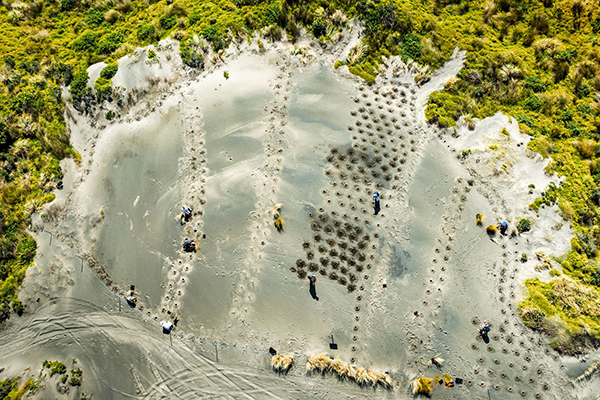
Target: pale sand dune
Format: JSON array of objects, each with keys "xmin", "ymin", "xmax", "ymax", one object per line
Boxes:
[{"xmin": 3, "ymin": 32, "xmax": 597, "ymax": 400}]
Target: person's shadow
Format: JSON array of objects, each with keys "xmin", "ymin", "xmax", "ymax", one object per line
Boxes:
[
  {"xmin": 309, "ymin": 283, "xmax": 319, "ymax": 301},
  {"xmin": 481, "ymin": 332, "xmax": 490, "ymax": 344}
]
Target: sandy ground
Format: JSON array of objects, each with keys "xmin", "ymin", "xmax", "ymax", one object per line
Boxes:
[{"xmin": 1, "ymin": 27, "xmax": 600, "ymax": 400}]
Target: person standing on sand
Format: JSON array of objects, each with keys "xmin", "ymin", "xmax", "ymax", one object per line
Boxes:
[
  {"xmin": 497, "ymin": 221, "xmax": 508, "ymax": 235},
  {"xmin": 372, "ymin": 192, "xmax": 381, "ymax": 215},
  {"xmin": 180, "ymin": 205, "xmax": 193, "ymax": 224},
  {"xmin": 307, "ymin": 272, "xmax": 319, "ymax": 301},
  {"xmin": 479, "ymin": 320, "xmax": 490, "ymax": 335}
]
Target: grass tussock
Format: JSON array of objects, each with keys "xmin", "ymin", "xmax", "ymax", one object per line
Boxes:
[{"xmin": 271, "ymin": 354, "xmax": 294, "ymax": 374}]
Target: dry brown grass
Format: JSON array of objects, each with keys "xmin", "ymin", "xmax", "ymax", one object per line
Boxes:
[
  {"xmin": 273, "ymin": 203, "xmax": 282, "ymax": 219},
  {"xmin": 305, "ymin": 354, "xmax": 392, "ymax": 389},
  {"xmin": 410, "ymin": 377, "xmax": 433, "ymax": 396},
  {"xmin": 271, "ymin": 354, "xmax": 294, "ymax": 374},
  {"xmin": 552, "ymin": 278, "xmax": 600, "ymax": 318},
  {"xmin": 575, "ymin": 139, "xmax": 597, "ymax": 159}
]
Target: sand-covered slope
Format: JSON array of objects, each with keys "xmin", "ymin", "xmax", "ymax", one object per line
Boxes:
[{"xmin": 2, "ymin": 34, "xmax": 598, "ymax": 399}]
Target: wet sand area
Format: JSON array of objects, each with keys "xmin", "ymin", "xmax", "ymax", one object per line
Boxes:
[{"xmin": 2, "ymin": 38, "xmax": 595, "ymax": 399}]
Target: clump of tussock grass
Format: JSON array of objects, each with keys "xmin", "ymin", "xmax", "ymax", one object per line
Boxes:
[{"xmin": 271, "ymin": 354, "xmax": 294, "ymax": 374}]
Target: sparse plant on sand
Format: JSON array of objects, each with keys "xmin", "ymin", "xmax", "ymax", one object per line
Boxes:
[
  {"xmin": 517, "ymin": 218, "xmax": 532, "ymax": 233},
  {"xmin": 410, "ymin": 377, "xmax": 433, "ymax": 396},
  {"xmin": 475, "ymin": 213, "xmax": 484, "ymax": 226},
  {"xmin": 271, "ymin": 354, "xmax": 294, "ymax": 374},
  {"xmin": 486, "ymin": 224, "xmax": 497, "ymax": 236}
]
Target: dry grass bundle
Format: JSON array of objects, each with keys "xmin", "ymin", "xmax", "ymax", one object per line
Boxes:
[
  {"xmin": 476, "ymin": 213, "xmax": 484, "ymax": 226},
  {"xmin": 271, "ymin": 354, "xmax": 294, "ymax": 374},
  {"xmin": 333, "ymin": 362, "xmax": 353, "ymax": 381},
  {"xmin": 366, "ymin": 369, "xmax": 390, "ymax": 387},
  {"xmin": 354, "ymin": 367, "xmax": 369, "ymax": 385},
  {"xmin": 273, "ymin": 204, "xmax": 282, "ymax": 219},
  {"xmin": 428, "ymin": 355, "xmax": 444, "ymax": 368},
  {"xmin": 306, "ymin": 353, "xmax": 332, "ymax": 374},
  {"xmin": 411, "ymin": 377, "xmax": 433, "ymax": 396},
  {"xmin": 305, "ymin": 355, "xmax": 393, "ymax": 389}
]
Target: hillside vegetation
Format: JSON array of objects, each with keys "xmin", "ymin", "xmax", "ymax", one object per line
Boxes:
[{"xmin": 1, "ymin": 0, "xmax": 600, "ymax": 352}]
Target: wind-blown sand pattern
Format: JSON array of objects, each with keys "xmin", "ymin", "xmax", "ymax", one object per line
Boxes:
[{"xmin": 3, "ymin": 31, "xmax": 600, "ymax": 399}]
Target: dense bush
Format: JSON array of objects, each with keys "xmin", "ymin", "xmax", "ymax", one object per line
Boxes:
[
  {"xmin": 524, "ymin": 76, "xmax": 546, "ymax": 93},
  {"xmin": 137, "ymin": 25, "xmax": 156, "ymax": 42},
  {"xmin": 402, "ymin": 33, "xmax": 421, "ymax": 61},
  {"xmin": 98, "ymin": 31, "xmax": 124, "ymax": 54},
  {"xmin": 160, "ymin": 14, "xmax": 177, "ymax": 30},
  {"xmin": 100, "ymin": 64, "xmax": 118, "ymax": 80},
  {"xmin": 73, "ymin": 32, "xmax": 99, "ymax": 53},
  {"xmin": 180, "ymin": 42, "xmax": 205, "ymax": 69},
  {"xmin": 69, "ymin": 71, "xmax": 90, "ymax": 104}
]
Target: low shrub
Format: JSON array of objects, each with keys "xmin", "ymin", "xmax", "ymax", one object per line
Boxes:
[{"xmin": 517, "ymin": 218, "xmax": 532, "ymax": 233}]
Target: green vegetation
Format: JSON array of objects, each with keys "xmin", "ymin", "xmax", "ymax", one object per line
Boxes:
[
  {"xmin": 520, "ymin": 277, "xmax": 600, "ymax": 354},
  {"xmin": 517, "ymin": 218, "xmax": 532, "ymax": 233},
  {"xmin": 42, "ymin": 360, "xmax": 67, "ymax": 376},
  {"xmin": 0, "ymin": 377, "xmax": 34, "ymax": 400},
  {"xmin": 1, "ymin": 359, "xmax": 84, "ymax": 398}
]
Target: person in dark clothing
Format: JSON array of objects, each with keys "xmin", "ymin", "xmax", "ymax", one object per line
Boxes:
[
  {"xmin": 307, "ymin": 272, "xmax": 319, "ymax": 301},
  {"xmin": 183, "ymin": 239, "xmax": 197, "ymax": 253},
  {"xmin": 372, "ymin": 192, "xmax": 381, "ymax": 215},
  {"xmin": 180, "ymin": 205, "xmax": 193, "ymax": 224},
  {"xmin": 498, "ymin": 221, "xmax": 508, "ymax": 235}
]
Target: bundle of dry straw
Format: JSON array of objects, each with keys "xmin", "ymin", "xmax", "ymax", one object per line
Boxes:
[
  {"xmin": 305, "ymin": 353, "xmax": 392, "ymax": 388},
  {"xmin": 271, "ymin": 354, "xmax": 294, "ymax": 373}
]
